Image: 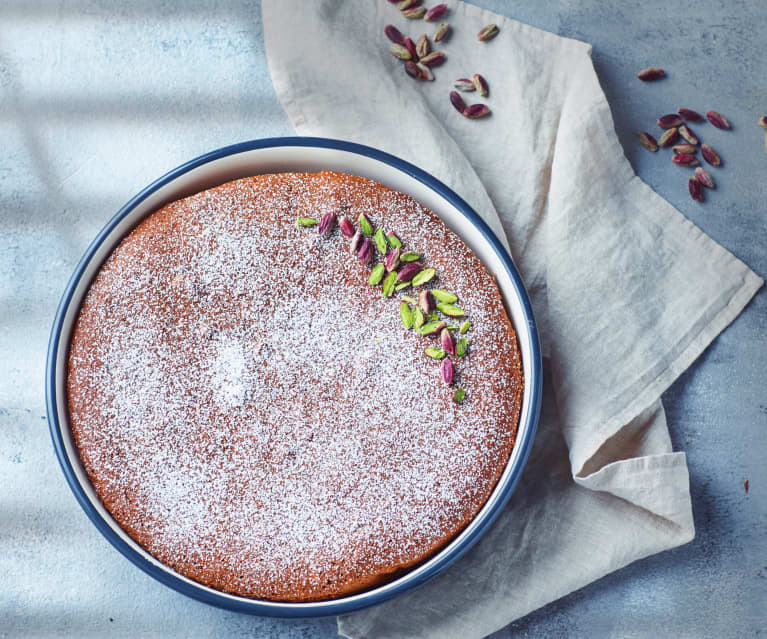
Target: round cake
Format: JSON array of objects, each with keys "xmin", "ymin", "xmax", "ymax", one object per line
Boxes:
[{"xmin": 67, "ymin": 171, "xmax": 524, "ymax": 602}]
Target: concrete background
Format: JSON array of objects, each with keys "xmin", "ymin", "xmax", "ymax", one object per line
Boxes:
[{"xmin": 1, "ymin": 1, "xmax": 764, "ymax": 637}]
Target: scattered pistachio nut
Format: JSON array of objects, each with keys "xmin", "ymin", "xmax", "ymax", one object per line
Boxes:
[
  {"xmin": 374, "ymin": 228, "xmax": 388, "ymax": 254},
  {"xmin": 759, "ymin": 116, "xmax": 767, "ymax": 130},
  {"xmin": 389, "ymin": 43, "xmax": 412, "ymax": 60},
  {"xmin": 678, "ymin": 125, "xmax": 699, "ymax": 145},
  {"xmin": 403, "ymin": 6, "xmax": 427, "ymax": 19},
  {"xmin": 404, "ymin": 60, "xmax": 421, "ymax": 79},
  {"xmin": 384, "ymin": 24, "xmax": 406, "ymax": 45},
  {"xmin": 382, "ymin": 271, "xmax": 398, "ymax": 296},
  {"xmin": 695, "ymin": 167, "xmax": 715, "ymax": 189},
  {"xmin": 317, "ymin": 211, "xmax": 336, "ymax": 235},
  {"xmin": 358, "ymin": 212, "xmax": 373, "ymax": 236},
  {"xmin": 701, "ymin": 143, "xmax": 721, "ymax": 167},
  {"xmin": 400, "ymin": 251, "xmax": 421, "ymax": 262},
  {"xmin": 402, "ymin": 295, "xmax": 417, "ymax": 305},
  {"xmin": 678, "ymin": 107, "xmax": 704, "ymax": 122},
  {"xmin": 400, "ymin": 302, "xmax": 414, "ymax": 329},
  {"xmin": 416, "ymin": 63, "xmax": 435, "ymax": 82},
  {"xmin": 396, "ymin": 0, "xmax": 418, "ymax": 9},
  {"xmin": 672, "ymin": 144, "xmax": 697, "ymax": 155},
  {"xmin": 425, "ymin": 3, "xmax": 448, "ymax": 22},
  {"xmin": 433, "ymin": 22, "xmax": 451, "ymax": 42},
  {"xmin": 412, "ymin": 267, "xmax": 436, "ymax": 286},
  {"xmin": 420, "ymin": 51, "xmax": 446, "ymax": 67},
  {"xmin": 706, "ymin": 110, "xmax": 731, "ymax": 129},
  {"xmin": 440, "ymin": 328, "xmax": 456, "ymax": 355},
  {"xmin": 437, "ymin": 302, "xmax": 465, "ymax": 317},
  {"xmin": 404, "ymin": 37, "xmax": 419, "ymax": 61},
  {"xmin": 368, "ymin": 263, "xmax": 385, "ymax": 286},
  {"xmin": 460, "ymin": 320, "xmax": 471, "ymax": 334},
  {"xmin": 637, "ymin": 67, "xmax": 665, "ymax": 81},
  {"xmin": 477, "ymin": 24, "xmax": 499, "ymax": 41},
  {"xmin": 338, "ymin": 216, "xmax": 355, "ymax": 238},
  {"xmin": 431, "ymin": 289, "xmax": 457, "ymax": 303},
  {"xmin": 295, "ymin": 216, "xmax": 318, "ymax": 228},
  {"xmin": 450, "ymin": 90, "xmax": 467, "ymax": 113},
  {"xmin": 420, "ymin": 320, "xmax": 446, "ymax": 336},
  {"xmin": 472, "ymin": 73, "xmax": 489, "ymax": 97},
  {"xmin": 386, "ymin": 232, "xmax": 402, "ymax": 248},
  {"xmin": 688, "ymin": 176, "xmax": 704, "ymax": 202},
  {"xmin": 350, "ymin": 230, "xmax": 364, "ymax": 253},
  {"xmin": 397, "ymin": 262, "xmax": 422, "ymax": 283},
  {"xmin": 416, "ymin": 34, "xmax": 430, "ymax": 59},
  {"xmin": 395, "ymin": 281, "xmax": 411, "ymax": 291},
  {"xmin": 413, "ymin": 306, "xmax": 425, "ymax": 330},
  {"xmin": 358, "ymin": 237, "xmax": 374, "ymax": 263},
  {"xmin": 440, "ymin": 358, "xmax": 454, "ymax": 385},
  {"xmin": 456, "ymin": 337, "xmax": 468, "ymax": 358},
  {"xmin": 658, "ymin": 114, "xmax": 683, "ymax": 129},
  {"xmin": 454, "ymin": 78, "xmax": 476, "ymax": 92},
  {"xmin": 453, "ymin": 387, "xmax": 466, "ymax": 402},
  {"xmin": 672, "ymin": 153, "xmax": 699, "ymax": 166},
  {"xmin": 658, "ymin": 127, "xmax": 679, "ymax": 147},
  {"xmin": 385, "ymin": 247, "xmax": 401, "ymax": 272},
  {"xmin": 637, "ymin": 131, "xmax": 658, "ymax": 152},
  {"xmin": 463, "ymin": 104, "xmax": 491, "ymax": 119},
  {"xmin": 419, "ymin": 289, "xmax": 437, "ymax": 314},
  {"xmin": 425, "ymin": 347, "xmax": 446, "ymax": 359}
]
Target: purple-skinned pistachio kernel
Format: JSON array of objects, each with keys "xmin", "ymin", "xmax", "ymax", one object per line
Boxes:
[
  {"xmin": 706, "ymin": 110, "xmax": 731, "ymax": 130},
  {"xmin": 419, "ymin": 51, "xmax": 446, "ymax": 67},
  {"xmin": 425, "ymin": 3, "xmax": 447, "ymax": 22},
  {"xmin": 416, "ymin": 34, "xmax": 430, "ymax": 59},
  {"xmin": 637, "ymin": 67, "xmax": 665, "ymax": 81},
  {"xmin": 389, "ymin": 43, "xmax": 412, "ymax": 61},
  {"xmin": 440, "ymin": 358, "xmax": 454, "ymax": 385},
  {"xmin": 695, "ymin": 167, "xmax": 715, "ymax": 189},
  {"xmin": 396, "ymin": 0, "xmax": 418, "ymax": 9},
  {"xmin": 419, "ymin": 289, "xmax": 436, "ymax": 314},
  {"xmin": 385, "ymin": 247, "xmax": 401, "ymax": 272},
  {"xmin": 450, "ymin": 90, "xmax": 466, "ymax": 113},
  {"xmin": 402, "ymin": 6, "xmax": 427, "ymax": 19},
  {"xmin": 404, "ymin": 60, "xmax": 421, "ymax": 79},
  {"xmin": 350, "ymin": 230, "xmax": 364, "ymax": 254},
  {"xmin": 397, "ymin": 262, "xmax": 422, "ymax": 283},
  {"xmin": 678, "ymin": 124, "xmax": 699, "ymax": 145},
  {"xmin": 420, "ymin": 320, "xmax": 446, "ymax": 336},
  {"xmin": 672, "ymin": 153, "xmax": 699, "ymax": 166},
  {"xmin": 440, "ymin": 328, "xmax": 456, "ymax": 355},
  {"xmin": 338, "ymin": 216, "xmax": 355, "ymax": 238},
  {"xmin": 416, "ymin": 63, "xmax": 434, "ymax": 81},
  {"xmin": 317, "ymin": 211, "xmax": 336, "ymax": 235},
  {"xmin": 477, "ymin": 24, "xmax": 499, "ymax": 41},
  {"xmin": 701, "ymin": 144, "xmax": 722, "ymax": 167},
  {"xmin": 688, "ymin": 176, "xmax": 704, "ymax": 202},
  {"xmin": 433, "ymin": 22, "xmax": 451, "ymax": 43},
  {"xmin": 404, "ymin": 37, "xmax": 419, "ymax": 61},
  {"xmin": 358, "ymin": 237, "xmax": 373, "ymax": 263},
  {"xmin": 454, "ymin": 78, "xmax": 475, "ymax": 92},
  {"xmin": 472, "ymin": 74, "xmax": 489, "ymax": 97},
  {"xmin": 658, "ymin": 114, "xmax": 683, "ymax": 129},
  {"xmin": 464, "ymin": 104, "xmax": 491, "ymax": 119},
  {"xmin": 384, "ymin": 24, "xmax": 406, "ymax": 45},
  {"xmin": 678, "ymin": 107, "xmax": 704, "ymax": 122}
]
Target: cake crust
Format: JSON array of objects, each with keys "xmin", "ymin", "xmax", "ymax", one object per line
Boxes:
[{"xmin": 67, "ymin": 171, "xmax": 524, "ymax": 602}]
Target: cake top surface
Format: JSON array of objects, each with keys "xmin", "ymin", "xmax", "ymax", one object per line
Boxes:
[{"xmin": 67, "ymin": 171, "xmax": 523, "ymax": 601}]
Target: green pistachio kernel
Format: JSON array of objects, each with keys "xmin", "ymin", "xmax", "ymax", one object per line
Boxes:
[
  {"xmin": 400, "ymin": 302, "xmax": 413, "ymax": 329},
  {"xmin": 368, "ymin": 264, "xmax": 385, "ymax": 286},
  {"xmin": 432, "ymin": 289, "xmax": 457, "ymax": 303}
]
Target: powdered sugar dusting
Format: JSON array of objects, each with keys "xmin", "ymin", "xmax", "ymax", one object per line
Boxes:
[{"xmin": 67, "ymin": 171, "xmax": 523, "ymax": 601}]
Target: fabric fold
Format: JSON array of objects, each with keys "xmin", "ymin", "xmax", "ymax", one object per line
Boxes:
[{"xmin": 262, "ymin": 0, "xmax": 762, "ymax": 636}]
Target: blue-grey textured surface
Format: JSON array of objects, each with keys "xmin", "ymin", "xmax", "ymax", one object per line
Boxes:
[{"xmin": 0, "ymin": 1, "xmax": 764, "ymax": 638}]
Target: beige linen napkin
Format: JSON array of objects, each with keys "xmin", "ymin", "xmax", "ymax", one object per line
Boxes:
[{"xmin": 262, "ymin": 1, "xmax": 763, "ymax": 637}]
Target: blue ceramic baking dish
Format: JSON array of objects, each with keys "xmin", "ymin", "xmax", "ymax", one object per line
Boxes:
[{"xmin": 46, "ymin": 137, "xmax": 541, "ymax": 617}]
